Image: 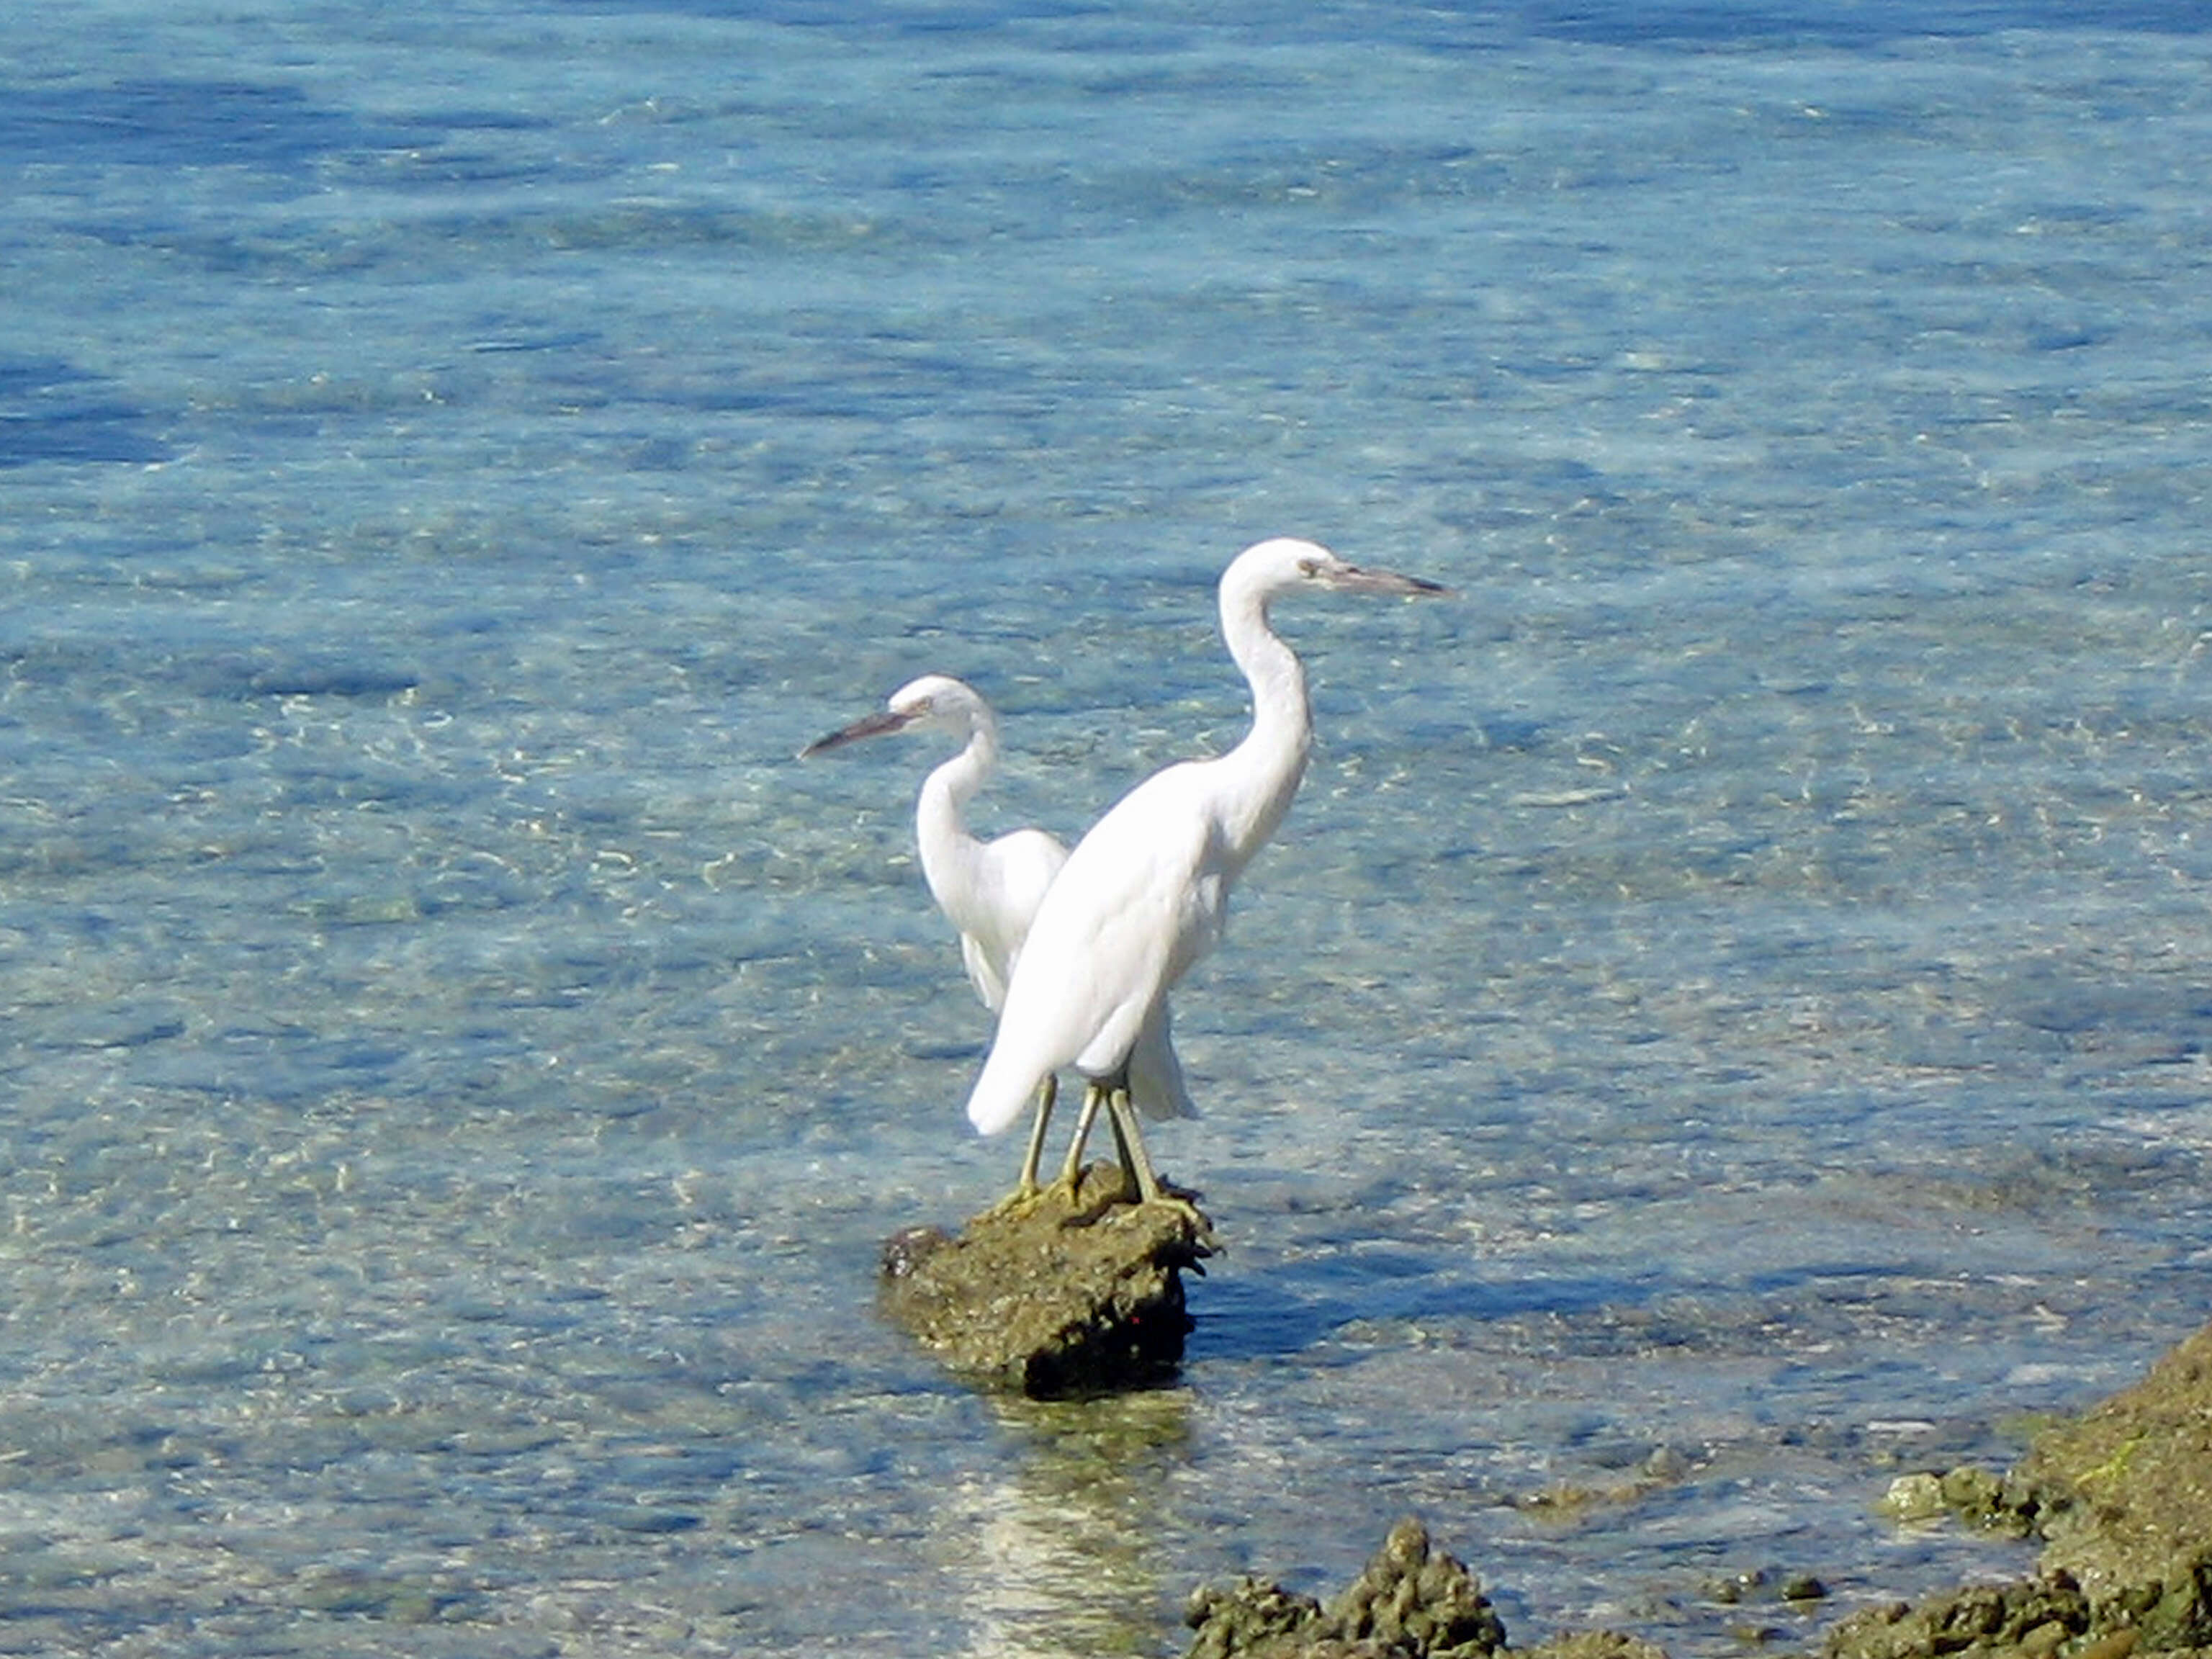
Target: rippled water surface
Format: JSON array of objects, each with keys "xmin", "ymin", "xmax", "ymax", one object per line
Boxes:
[{"xmin": 4, "ymin": 2, "xmax": 2211, "ymax": 1653}]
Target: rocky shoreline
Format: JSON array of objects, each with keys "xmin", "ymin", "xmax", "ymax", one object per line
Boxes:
[
  {"xmin": 874, "ymin": 1184, "xmax": 2209, "ymax": 1659},
  {"xmin": 1184, "ymin": 1319, "xmax": 2212, "ymax": 1659}
]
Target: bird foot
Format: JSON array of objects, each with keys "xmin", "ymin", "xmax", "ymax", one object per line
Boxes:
[
  {"xmin": 1057, "ymin": 1163, "xmax": 1209, "ymax": 1234},
  {"xmin": 1149, "ymin": 1192, "xmax": 1214, "ymax": 1243},
  {"xmin": 1055, "ymin": 1162, "xmax": 1123, "ymax": 1228},
  {"xmin": 974, "ymin": 1182, "xmax": 1048, "ymax": 1224},
  {"xmin": 1154, "ymin": 1173, "xmax": 1204, "ymax": 1205}
]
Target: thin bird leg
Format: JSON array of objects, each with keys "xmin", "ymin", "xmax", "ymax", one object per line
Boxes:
[
  {"xmin": 1062, "ymin": 1071, "xmax": 1203, "ymax": 1227},
  {"xmin": 1056, "ymin": 1080, "xmax": 1106, "ymax": 1191},
  {"xmin": 1103, "ymin": 1083, "xmax": 1164, "ymax": 1206},
  {"xmin": 1065, "ymin": 1066, "xmax": 1201, "ymax": 1226},
  {"xmin": 1013, "ymin": 1074, "xmax": 1058, "ymax": 1197},
  {"xmin": 1103, "ymin": 1082, "xmax": 1206, "ymax": 1220}
]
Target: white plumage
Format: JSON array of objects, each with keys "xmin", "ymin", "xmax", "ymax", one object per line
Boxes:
[
  {"xmin": 802, "ymin": 673, "xmax": 1189, "ymax": 1196},
  {"xmin": 963, "ymin": 539, "xmax": 1447, "ymax": 1205}
]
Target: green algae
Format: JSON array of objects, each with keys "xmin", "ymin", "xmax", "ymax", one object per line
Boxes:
[
  {"xmin": 876, "ymin": 1163, "xmax": 1215, "ymax": 1399},
  {"xmin": 1184, "ymin": 1319, "xmax": 2212, "ymax": 1659}
]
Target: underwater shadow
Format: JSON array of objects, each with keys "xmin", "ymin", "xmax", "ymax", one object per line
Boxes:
[
  {"xmin": 0, "ymin": 79, "xmax": 428, "ymax": 172},
  {"xmin": 1492, "ymin": 0, "xmax": 2212, "ymax": 48},
  {"xmin": 0, "ymin": 361, "xmax": 169, "ymax": 468},
  {"xmin": 1187, "ymin": 1257, "xmax": 1663, "ymax": 1364}
]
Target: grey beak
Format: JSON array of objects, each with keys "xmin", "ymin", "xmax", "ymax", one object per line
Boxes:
[
  {"xmin": 799, "ymin": 706, "xmax": 916, "ymax": 760},
  {"xmin": 1331, "ymin": 562, "xmax": 1453, "ymax": 599}
]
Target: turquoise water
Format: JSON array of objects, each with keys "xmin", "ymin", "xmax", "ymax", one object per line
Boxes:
[{"xmin": 4, "ymin": 2, "xmax": 2210, "ymax": 1653}]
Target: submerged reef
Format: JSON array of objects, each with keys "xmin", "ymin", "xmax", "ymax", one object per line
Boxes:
[
  {"xmin": 1184, "ymin": 1318, "xmax": 2212, "ymax": 1659},
  {"xmin": 876, "ymin": 1161, "xmax": 1214, "ymax": 1398},
  {"xmin": 1184, "ymin": 1518, "xmax": 1511, "ymax": 1659},
  {"xmin": 1830, "ymin": 1316, "xmax": 2212, "ymax": 1659},
  {"xmin": 877, "ymin": 1158, "xmax": 2212, "ymax": 1658}
]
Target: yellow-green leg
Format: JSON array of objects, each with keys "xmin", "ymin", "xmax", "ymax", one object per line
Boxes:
[
  {"xmin": 1056, "ymin": 1080, "xmax": 1106, "ymax": 1191},
  {"xmin": 1103, "ymin": 1082, "xmax": 1164, "ymax": 1205},
  {"xmin": 1013, "ymin": 1073, "xmax": 1058, "ymax": 1197},
  {"xmin": 1059, "ymin": 1066, "xmax": 1204, "ymax": 1226}
]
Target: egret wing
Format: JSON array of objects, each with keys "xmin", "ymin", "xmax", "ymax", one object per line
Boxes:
[
  {"xmin": 963, "ymin": 769, "xmax": 1206, "ymax": 1134},
  {"xmin": 956, "ymin": 827, "xmax": 1066, "ymax": 1012}
]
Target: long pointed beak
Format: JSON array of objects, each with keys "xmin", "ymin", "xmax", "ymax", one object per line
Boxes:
[
  {"xmin": 798, "ymin": 706, "xmax": 915, "ymax": 760},
  {"xmin": 1329, "ymin": 562, "xmax": 1454, "ymax": 599}
]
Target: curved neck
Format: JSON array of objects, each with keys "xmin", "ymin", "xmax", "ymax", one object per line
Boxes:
[
  {"xmin": 1216, "ymin": 579, "xmax": 1313, "ymax": 872},
  {"xmin": 914, "ymin": 715, "xmax": 995, "ymax": 907}
]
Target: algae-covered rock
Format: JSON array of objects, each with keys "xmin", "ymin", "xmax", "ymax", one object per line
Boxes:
[
  {"xmin": 1820, "ymin": 1574, "xmax": 2092, "ymax": 1659},
  {"xmin": 1875, "ymin": 1472, "xmax": 1951, "ymax": 1527},
  {"xmin": 1516, "ymin": 1634, "xmax": 1671, "ymax": 1659},
  {"xmin": 1875, "ymin": 1465, "xmax": 2036, "ymax": 1536},
  {"xmin": 1936, "ymin": 1465, "xmax": 2037, "ymax": 1537},
  {"xmin": 877, "ymin": 1162, "xmax": 1213, "ymax": 1398},
  {"xmin": 1183, "ymin": 1577, "xmax": 1334, "ymax": 1659},
  {"xmin": 1328, "ymin": 1516, "xmax": 1510, "ymax": 1658},
  {"xmin": 2010, "ymin": 1321, "xmax": 2212, "ymax": 1650},
  {"xmin": 1846, "ymin": 1316, "xmax": 2212, "ymax": 1659},
  {"xmin": 1184, "ymin": 1518, "xmax": 1508, "ymax": 1659}
]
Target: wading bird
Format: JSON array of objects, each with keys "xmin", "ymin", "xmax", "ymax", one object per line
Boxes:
[
  {"xmin": 963, "ymin": 539, "xmax": 1447, "ymax": 1207},
  {"xmin": 801, "ymin": 675, "xmax": 1190, "ymax": 1200}
]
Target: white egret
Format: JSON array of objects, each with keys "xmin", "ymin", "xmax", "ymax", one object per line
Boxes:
[
  {"xmin": 963, "ymin": 539, "xmax": 1448, "ymax": 1207},
  {"xmin": 801, "ymin": 675, "xmax": 1190, "ymax": 1200}
]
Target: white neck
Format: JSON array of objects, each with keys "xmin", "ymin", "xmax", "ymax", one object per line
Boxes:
[
  {"xmin": 1213, "ymin": 572, "xmax": 1313, "ymax": 875},
  {"xmin": 914, "ymin": 713, "xmax": 996, "ymax": 912}
]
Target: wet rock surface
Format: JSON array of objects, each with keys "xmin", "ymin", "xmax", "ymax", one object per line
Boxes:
[
  {"xmin": 2010, "ymin": 1319, "xmax": 2212, "ymax": 1651},
  {"xmin": 1185, "ymin": 1518, "xmax": 1510, "ymax": 1659},
  {"xmin": 1184, "ymin": 1319, "xmax": 2212, "ymax": 1659},
  {"xmin": 1820, "ymin": 1573, "xmax": 2096, "ymax": 1659},
  {"xmin": 1813, "ymin": 1314, "xmax": 2212, "ymax": 1659},
  {"xmin": 876, "ymin": 1162, "xmax": 1214, "ymax": 1398}
]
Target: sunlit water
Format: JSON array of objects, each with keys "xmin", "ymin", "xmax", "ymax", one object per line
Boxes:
[{"xmin": 4, "ymin": 2, "xmax": 2211, "ymax": 1653}]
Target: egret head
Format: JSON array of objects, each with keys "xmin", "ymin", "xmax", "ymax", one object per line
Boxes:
[
  {"xmin": 1224, "ymin": 537, "xmax": 1452, "ymax": 605},
  {"xmin": 799, "ymin": 673, "xmax": 988, "ymax": 758}
]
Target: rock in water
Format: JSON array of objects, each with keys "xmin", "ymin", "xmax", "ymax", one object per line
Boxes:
[
  {"xmin": 1830, "ymin": 1313, "xmax": 2212, "ymax": 1659},
  {"xmin": 1184, "ymin": 1518, "xmax": 1508, "ymax": 1659},
  {"xmin": 1177, "ymin": 1318, "xmax": 2212, "ymax": 1659},
  {"xmin": 2011, "ymin": 1319, "xmax": 2212, "ymax": 1651},
  {"xmin": 1326, "ymin": 1517, "xmax": 1511, "ymax": 1658},
  {"xmin": 877, "ymin": 1162, "xmax": 1215, "ymax": 1398}
]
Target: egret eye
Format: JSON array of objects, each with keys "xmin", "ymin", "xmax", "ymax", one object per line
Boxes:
[{"xmin": 1297, "ymin": 558, "xmax": 1323, "ymax": 578}]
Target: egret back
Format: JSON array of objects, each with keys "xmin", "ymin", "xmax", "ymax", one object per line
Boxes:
[
  {"xmin": 965, "ymin": 762, "xmax": 1217, "ymax": 1135},
  {"xmin": 940, "ymin": 825, "xmax": 1065, "ymax": 1012}
]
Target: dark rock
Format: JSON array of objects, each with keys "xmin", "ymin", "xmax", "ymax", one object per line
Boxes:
[
  {"xmin": 876, "ymin": 1162, "xmax": 1213, "ymax": 1398},
  {"xmin": 1820, "ymin": 1575, "xmax": 2092, "ymax": 1659},
  {"xmin": 1704, "ymin": 1567, "xmax": 1829, "ymax": 1606},
  {"xmin": 879, "ymin": 1225, "xmax": 950, "ymax": 1280},
  {"xmin": 1184, "ymin": 1518, "xmax": 1507, "ymax": 1659}
]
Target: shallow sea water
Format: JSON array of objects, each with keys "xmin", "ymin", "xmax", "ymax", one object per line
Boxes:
[{"xmin": 4, "ymin": 1, "xmax": 2211, "ymax": 1653}]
